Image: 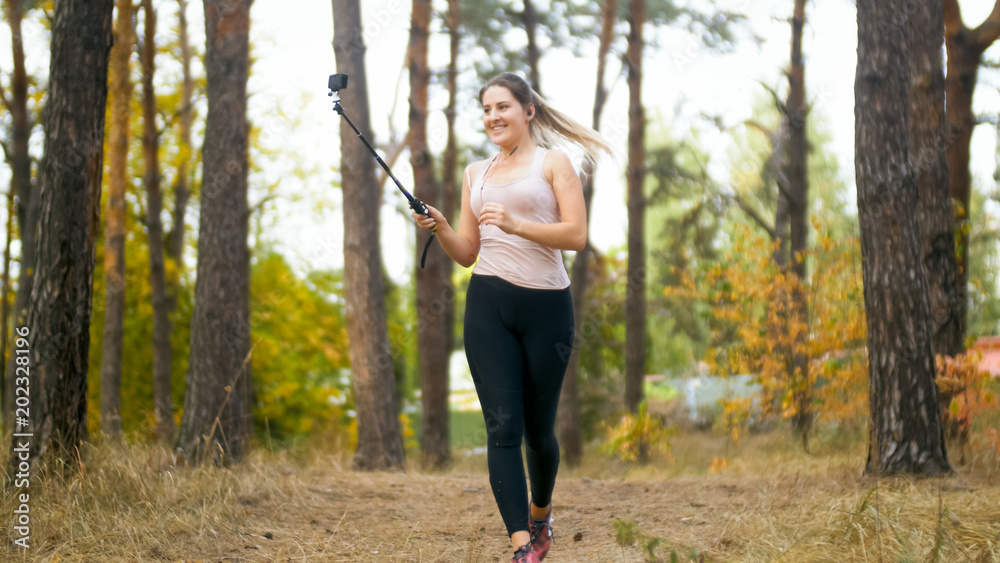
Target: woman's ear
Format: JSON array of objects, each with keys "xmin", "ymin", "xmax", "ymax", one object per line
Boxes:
[{"xmin": 527, "ymin": 103, "xmax": 535, "ymax": 119}]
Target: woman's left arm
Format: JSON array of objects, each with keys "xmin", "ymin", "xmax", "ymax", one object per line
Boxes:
[{"xmin": 477, "ymin": 150, "xmax": 588, "ymax": 251}]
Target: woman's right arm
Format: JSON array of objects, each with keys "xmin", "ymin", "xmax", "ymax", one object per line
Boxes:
[{"xmin": 412, "ymin": 163, "xmax": 482, "ymax": 268}]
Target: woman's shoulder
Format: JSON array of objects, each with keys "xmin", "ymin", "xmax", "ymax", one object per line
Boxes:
[
  {"xmin": 466, "ymin": 158, "xmax": 491, "ymax": 179},
  {"xmin": 541, "ymin": 148, "xmax": 575, "ymax": 180}
]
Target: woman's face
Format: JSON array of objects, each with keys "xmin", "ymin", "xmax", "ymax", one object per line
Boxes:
[{"xmin": 481, "ymin": 85, "xmax": 532, "ymax": 147}]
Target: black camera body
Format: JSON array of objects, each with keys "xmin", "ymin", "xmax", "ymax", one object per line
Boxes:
[{"xmin": 328, "ymin": 73, "xmax": 349, "ymax": 92}]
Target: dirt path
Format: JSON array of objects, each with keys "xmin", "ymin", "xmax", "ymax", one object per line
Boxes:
[
  {"xmin": 176, "ymin": 467, "xmax": 757, "ymax": 562},
  {"xmin": 153, "ymin": 456, "xmax": 1000, "ymax": 563}
]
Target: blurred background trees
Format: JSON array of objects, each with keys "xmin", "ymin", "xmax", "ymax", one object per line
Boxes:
[{"xmin": 0, "ymin": 0, "xmax": 997, "ymax": 477}]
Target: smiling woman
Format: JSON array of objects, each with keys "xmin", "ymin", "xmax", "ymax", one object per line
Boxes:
[{"xmin": 411, "ymin": 72, "xmax": 610, "ymax": 563}]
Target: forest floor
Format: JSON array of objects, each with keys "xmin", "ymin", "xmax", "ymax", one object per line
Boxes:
[{"xmin": 2, "ymin": 429, "xmax": 1000, "ymax": 562}]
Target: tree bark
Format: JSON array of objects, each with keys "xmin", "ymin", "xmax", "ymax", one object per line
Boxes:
[
  {"xmin": 410, "ymin": 0, "xmax": 450, "ymax": 470},
  {"xmin": 176, "ymin": 0, "xmax": 254, "ymax": 465},
  {"xmin": 624, "ymin": 0, "xmax": 646, "ymax": 416},
  {"xmin": 523, "ymin": 0, "xmax": 541, "ymax": 94},
  {"xmin": 560, "ymin": 0, "xmax": 616, "ymax": 468},
  {"xmin": 3, "ymin": 0, "xmax": 39, "ymax": 429},
  {"xmin": 331, "ymin": 0, "xmax": 405, "ymax": 471},
  {"xmin": 141, "ymin": 0, "xmax": 176, "ymax": 443},
  {"xmin": 786, "ymin": 0, "xmax": 811, "ymax": 449},
  {"xmin": 167, "ymin": 0, "xmax": 194, "ymax": 270},
  {"xmin": 6, "ymin": 0, "xmax": 114, "ymax": 473},
  {"xmin": 913, "ymin": 0, "xmax": 961, "ymax": 359},
  {"xmin": 0, "ymin": 184, "xmax": 12, "ymax": 426},
  {"xmin": 940, "ymin": 0, "xmax": 999, "ymax": 355},
  {"xmin": 856, "ymin": 0, "xmax": 951, "ymax": 476},
  {"xmin": 441, "ymin": 0, "xmax": 460, "ymax": 360},
  {"xmin": 100, "ymin": 0, "xmax": 134, "ymax": 439}
]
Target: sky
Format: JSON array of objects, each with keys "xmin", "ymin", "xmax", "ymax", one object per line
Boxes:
[
  {"xmin": 226, "ymin": 0, "xmax": 1000, "ymax": 282},
  {"xmin": 2, "ymin": 0, "xmax": 1000, "ymax": 284}
]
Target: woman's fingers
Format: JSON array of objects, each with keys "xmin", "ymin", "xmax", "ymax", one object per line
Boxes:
[{"xmin": 411, "ymin": 204, "xmax": 440, "ymax": 231}]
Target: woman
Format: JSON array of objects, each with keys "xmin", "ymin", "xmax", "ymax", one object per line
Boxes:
[{"xmin": 412, "ymin": 72, "xmax": 610, "ymax": 563}]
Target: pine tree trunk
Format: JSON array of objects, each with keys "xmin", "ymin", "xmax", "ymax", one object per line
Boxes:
[
  {"xmin": 856, "ymin": 0, "xmax": 951, "ymax": 476},
  {"xmin": 523, "ymin": 0, "xmax": 541, "ymax": 94},
  {"xmin": 912, "ymin": 0, "xmax": 961, "ymax": 358},
  {"xmin": 176, "ymin": 0, "xmax": 253, "ymax": 465},
  {"xmin": 624, "ymin": 0, "xmax": 646, "ymax": 416},
  {"xmin": 100, "ymin": 0, "xmax": 134, "ymax": 439},
  {"xmin": 560, "ymin": 0, "xmax": 616, "ymax": 468},
  {"xmin": 786, "ymin": 0, "xmax": 811, "ymax": 449},
  {"xmin": 331, "ymin": 0, "xmax": 405, "ymax": 471},
  {"xmin": 410, "ymin": 0, "xmax": 450, "ymax": 471},
  {"xmin": 141, "ymin": 0, "xmax": 176, "ymax": 443},
  {"xmin": 3, "ymin": 0, "xmax": 38, "ymax": 428},
  {"xmin": 0, "ymin": 187, "xmax": 11, "ymax": 421},
  {"xmin": 441, "ymin": 0, "xmax": 460, "ymax": 360},
  {"xmin": 941, "ymin": 0, "xmax": 995, "ymax": 355},
  {"xmin": 167, "ymin": 0, "xmax": 194, "ymax": 271},
  {"xmin": 6, "ymin": 0, "xmax": 114, "ymax": 471}
]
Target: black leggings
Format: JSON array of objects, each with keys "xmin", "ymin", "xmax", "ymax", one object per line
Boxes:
[{"xmin": 463, "ymin": 273, "xmax": 574, "ymax": 537}]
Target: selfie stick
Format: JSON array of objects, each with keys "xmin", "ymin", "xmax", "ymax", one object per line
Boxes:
[{"xmin": 328, "ymin": 73, "xmax": 436, "ymax": 268}]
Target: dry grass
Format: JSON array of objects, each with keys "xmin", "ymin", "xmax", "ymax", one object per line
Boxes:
[{"xmin": 0, "ymin": 428, "xmax": 998, "ymax": 562}]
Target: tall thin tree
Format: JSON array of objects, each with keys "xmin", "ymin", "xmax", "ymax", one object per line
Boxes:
[
  {"xmin": 7, "ymin": 0, "xmax": 114, "ymax": 472},
  {"xmin": 913, "ymin": 0, "xmax": 960, "ymax": 358},
  {"xmin": 176, "ymin": 0, "xmax": 254, "ymax": 465},
  {"xmin": 624, "ymin": 0, "xmax": 647, "ymax": 415},
  {"xmin": 939, "ymin": 0, "xmax": 997, "ymax": 354},
  {"xmin": 560, "ymin": 0, "xmax": 616, "ymax": 468},
  {"xmin": 100, "ymin": 0, "xmax": 135, "ymax": 439},
  {"xmin": 410, "ymin": 0, "xmax": 450, "ymax": 470},
  {"xmin": 522, "ymin": 0, "xmax": 541, "ymax": 93},
  {"xmin": 855, "ymin": 0, "xmax": 951, "ymax": 475},
  {"xmin": 168, "ymin": 0, "xmax": 195, "ymax": 269},
  {"xmin": 785, "ymin": 0, "xmax": 811, "ymax": 449},
  {"xmin": 2, "ymin": 0, "xmax": 38, "ymax": 428},
  {"xmin": 331, "ymin": 0, "xmax": 405, "ymax": 470},
  {"xmin": 141, "ymin": 0, "xmax": 175, "ymax": 443},
  {"xmin": 441, "ymin": 0, "xmax": 461, "ymax": 363}
]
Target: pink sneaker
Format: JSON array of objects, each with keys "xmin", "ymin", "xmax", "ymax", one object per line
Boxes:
[
  {"xmin": 528, "ymin": 505, "xmax": 553, "ymax": 560},
  {"xmin": 512, "ymin": 544, "xmax": 541, "ymax": 563}
]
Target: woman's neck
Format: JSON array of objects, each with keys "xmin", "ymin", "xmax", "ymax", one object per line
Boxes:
[{"xmin": 498, "ymin": 138, "xmax": 535, "ymax": 156}]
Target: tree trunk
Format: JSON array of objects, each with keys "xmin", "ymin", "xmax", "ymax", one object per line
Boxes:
[
  {"xmin": 624, "ymin": 0, "xmax": 646, "ymax": 416},
  {"xmin": 141, "ymin": 0, "xmax": 176, "ymax": 443},
  {"xmin": 6, "ymin": 0, "xmax": 114, "ymax": 472},
  {"xmin": 167, "ymin": 0, "xmax": 194, "ymax": 271},
  {"xmin": 176, "ymin": 0, "xmax": 253, "ymax": 465},
  {"xmin": 3, "ymin": 0, "xmax": 38, "ymax": 429},
  {"xmin": 913, "ymin": 0, "xmax": 961, "ymax": 359},
  {"xmin": 560, "ymin": 0, "xmax": 616, "ymax": 468},
  {"xmin": 941, "ymin": 0, "xmax": 1000, "ymax": 355},
  {"xmin": 410, "ymin": 0, "xmax": 450, "ymax": 471},
  {"xmin": 523, "ymin": 0, "xmax": 541, "ymax": 94},
  {"xmin": 100, "ymin": 0, "xmax": 134, "ymax": 439},
  {"xmin": 856, "ymin": 0, "xmax": 951, "ymax": 476},
  {"xmin": 441, "ymin": 0, "xmax": 460, "ymax": 359},
  {"xmin": 0, "ymin": 185, "xmax": 12, "ymax": 424},
  {"xmin": 331, "ymin": 0, "xmax": 405, "ymax": 471},
  {"xmin": 786, "ymin": 0, "xmax": 811, "ymax": 449}
]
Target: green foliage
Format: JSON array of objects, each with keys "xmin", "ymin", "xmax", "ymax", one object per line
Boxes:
[
  {"xmin": 574, "ymin": 250, "xmax": 628, "ymax": 440},
  {"xmin": 88, "ymin": 200, "xmax": 193, "ymax": 438},
  {"xmin": 967, "ymin": 184, "xmax": 1000, "ymax": 339},
  {"xmin": 248, "ymin": 251, "xmax": 353, "ymax": 445},
  {"xmin": 613, "ymin": 516, "xmax": 640, "ymax": 547}
]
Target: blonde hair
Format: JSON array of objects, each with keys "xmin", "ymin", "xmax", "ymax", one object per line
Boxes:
[{"xmin": 478, "ymin": 73, "xmax": 611, "ymax": 165}]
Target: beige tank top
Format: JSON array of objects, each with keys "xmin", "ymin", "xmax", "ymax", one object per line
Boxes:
[{"xmin": 469, "ymin": 147, "xmax": 571, "ymax": 290}]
